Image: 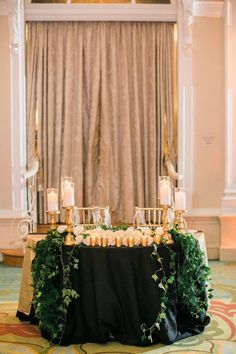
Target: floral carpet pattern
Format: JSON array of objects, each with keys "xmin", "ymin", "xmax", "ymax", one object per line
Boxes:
[{"xmin": 0, "ymin": 261, "xmax": 235, "ymax": 354}]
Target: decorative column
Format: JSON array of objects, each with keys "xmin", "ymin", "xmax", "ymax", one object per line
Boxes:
[
  {"xmin": 8, "ymin": 0, "xmax": 27, "ymax": 217},
  {"xmin": 220, "ymin": 0, "xmax": 236, "ymax": 260},
  {"xmin": 177, "ymin": 0, "xmax": 194, "ymax": 210},
  {"xmin": 0, "ymin": 0, "xmax": 27, "ymax": 252}
]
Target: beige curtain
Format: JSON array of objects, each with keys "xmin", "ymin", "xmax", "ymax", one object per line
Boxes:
[{"xmin": 26, "ymin": 21, "xmax": 175, "ymax": 224}]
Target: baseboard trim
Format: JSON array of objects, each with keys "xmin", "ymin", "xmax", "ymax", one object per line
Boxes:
[
  {"xmin": 207, "ymin": 247, "xmax": 219, "ymax": 260},
  {"xmin": 219, "ymin": 247, "xmax": 236, "ymax": 261}
]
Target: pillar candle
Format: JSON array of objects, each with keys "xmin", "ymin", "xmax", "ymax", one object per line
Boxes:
[
  {"xmin": 128, "ymin": 237, "xmax": 134, "ymax": 247},
  {"xmin": 115, "ymin": 236, "xmax": 122, "ymax": 247},
  {"xmin": 160, "ymin": 185, "xmax": 171, "ymax": 205},
  {"xmin": 47, "ymin": 190, "xmax": 58, "ymax": 211},
  {"xmin": 175, "ymin": 190, "xmax": 186, "ymax": 210},
  {"xmin": 63, "ymin": 186, "xmax": 75, "ymax": 207}
]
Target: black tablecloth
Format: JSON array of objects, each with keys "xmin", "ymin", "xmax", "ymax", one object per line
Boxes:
[{"xmin": 17, "ymin": 244, "xmax": 210, "ymax": 346}]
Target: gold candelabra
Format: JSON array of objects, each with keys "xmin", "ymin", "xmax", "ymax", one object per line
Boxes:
[
  {"xmin": 161, "ymin": 205, "xmax": 174, "ymax": 244},
  {"xmin": 64, "ymin": 206, "xmax": 76, "ymax": 246},
  {"xmin": 175, "ymin": 210, "xmax": 186, "ymax": 233},
  {"xmin": 47, "ymin": 210, "xmax": 60, "ymax": 230}
]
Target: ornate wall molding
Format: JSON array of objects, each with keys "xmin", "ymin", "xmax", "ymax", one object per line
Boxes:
[
  {"xmin": 0, "ymin": 0, "xmax": 27, "ymax": 224},
  {"xmin": 0, "ymin": 0, "xmax": 23, "ymax": 54},
  {"xmin": 8, "ymin": 0, "xmax": 22, "ymax": 55},
  {"xmin": 181, "ymin": 0, "xmax": 194, "ymax": 51}
]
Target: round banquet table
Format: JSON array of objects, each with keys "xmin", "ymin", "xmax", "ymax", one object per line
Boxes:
[{"xmin": 17, "ymin": 242, "xmax": 210, "ymax": 346}]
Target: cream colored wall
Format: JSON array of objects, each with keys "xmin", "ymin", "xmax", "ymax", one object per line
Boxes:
[
  {"xmin": 188, "ymin": 17, "xmax": 225, "ymax": 259},
  {"xmin": 233, "ymin": 0, "xmax": 236, "ymax": 184},
  {"xmin": 0, "ymin": 16, "xmax": 12, "ymax": 210},
  {"xmin": 192, "ymin": 17, "xmax": 224, "ymax": 210}
]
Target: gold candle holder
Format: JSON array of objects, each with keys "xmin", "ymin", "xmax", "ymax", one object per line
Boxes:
[
  {"xmin": 90, "ymin": 236, "xmax": 97, "ymax": 247},
  {"xmin": 101, "ymin": 237, "xmax": 108, "ymax": 247},
  {"xmin": 153, "ymin": 234, "xmax": 161, "ymax": 244},
  {"xmin": 47, "ymin": 210, "xmax": 60, "ymax": 230},
  {"xmin": 64, "ymin": 206, "xmax": 75, "ymax": 246},
  {"xmin": 161, "ymin": 205, "xmax": 174, "ymax": 244},
  {"xmin": 115, "ymin": 236, "xmax": 122, "ymax": 247},
  {"xmin": 128, "ymin": 237, "xmax": 134, "ymax": 247},
  {"xmin": 175, "ymin": 210, "xmax": 186, "ymax": 233},
  {"xmin": 141, "ymin": 236, "xmax": 148, "ymax": 247}
]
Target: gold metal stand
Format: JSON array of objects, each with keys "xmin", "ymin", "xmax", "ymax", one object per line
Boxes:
[
  {"xmin": 161, "ymin": 205, "xmax": 174, "ymax": 244},
  {"xmin": 175, "ymin": 210, "xmax": 186, "ymax": 233},
  {"xmin": 47, "ymin": 211, "xmax": 60, "ymax": 230},
  {"xmin": 64, "ymin": 206, "xmax": 75, "ymax": 246}
]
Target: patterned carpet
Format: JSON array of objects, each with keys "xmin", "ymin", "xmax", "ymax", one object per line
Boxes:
[{"xmin": 0, "ymin": 261, "xmax": 235, "ymax": 354}]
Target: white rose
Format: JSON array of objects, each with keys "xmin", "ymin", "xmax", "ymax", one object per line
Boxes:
[
  {"xmin": 83, "ymin": 229, "xmax": 94, "ymax": 237},
  {"xmin": 57, "ymin": 225, "xmax": 67, "ymax": 233},
  {"xmin": 125, "ymin": 229, "xmax": 137, "ymax": 237},
  {"xmin": 82, "ymin": 236, "xmax": 90, "ymax": 246},
  {"xmin": 132, "ymin": 230, "xmax": 142, "ymax": 238},
  {"xmin": 73, "ymin": 225, "xmax": 84, "ymax": 236},
  {"xmin": 75, "ymin": 235, "xmax": 83, "ymax": 244},
  {"xmin": 104, "ymin": 230, "xmax": 114, "ymax": 238},
  {"xmin": 113, "ymin": 230, "xmax": 125, "ymax": 238},
  {"xmin": 155, "ymin": 226, "xmax": 164, "ymax": 236},
  {"xmin": 139, "ymin": 227, "xmax": 153, "ymax": 236},
  {"xmin": 147, "ymin": 236, "xmax": 154, "ymax": 246},
  {"xmin": 97, "ymin": 228, "xmax": 107, "ymax": 235},
  {"xmin": 90, "ymin": 229, "xmax": 104, "ymax": 237}
]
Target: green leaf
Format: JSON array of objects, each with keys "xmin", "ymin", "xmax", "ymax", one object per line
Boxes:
[
  {"xmin": 158, "ymin": 282, "xmax": 166, "ymax": 291},
  {"xmin": 159, "ymin": 312, "xmax": 166, "ymax": 320},
  {"xmin": 167, "ymin": 275, "xmax": 175, "ymax": 284},
  {"xmin": 160, "ymin": 302, "xmax": 166, "ymax": 309},
  {"xmin": 152, "ymin": 274, "xmax": 158, "ymax": 282}
]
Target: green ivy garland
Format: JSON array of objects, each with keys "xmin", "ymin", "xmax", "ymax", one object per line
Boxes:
[
  {"xmin": 31, "ymin": 226, "xmax": 213, "ymax": 347},
  {"xmin": 31, "ymin": 229, "xmax": 79, "ymax": 344},
  {"xmin": 141, "ymin": 229, "xmax": 213, "ymax": 343},
  {"xmin": 170, "ymin": 229, "xmax": 213, "ymax": 316}
]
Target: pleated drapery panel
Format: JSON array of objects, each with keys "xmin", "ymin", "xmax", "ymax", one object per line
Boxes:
[{"xmin": 26, "ymin": 21, "xmax": 175, "ymax": 224}]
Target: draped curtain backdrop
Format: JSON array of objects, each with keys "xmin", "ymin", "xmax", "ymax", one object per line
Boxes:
[{"xmin": 26, "ymin": 21, "xmax": 175, "ymax": 224}]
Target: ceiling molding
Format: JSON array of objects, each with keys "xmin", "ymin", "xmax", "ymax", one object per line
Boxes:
[
  {"xmin": 24, "ymin": 3, "xmax": 177, "ymax": 21},
  {"xmin": 2, "ymin": 1, "xmax": 224, "ymax": 20},
  {"xmin": 194, "ymin": 1, "xmax": 224, "ymax": 18}
]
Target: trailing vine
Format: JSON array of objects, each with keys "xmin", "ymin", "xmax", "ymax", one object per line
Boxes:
[
  {"xmin": 141, "ymin": 230, "xmax": 213, "ymax": 343},
  {"xmin": 141, "ymin": 243, "xmax": 176, "ymax": 343},
  {"xmin": 170, "ymin": 229, "xmax": 213, "ymax": 317},
  {"xmin": 31, "ymin": 229, "xmax": 80, "ymax": 345}
]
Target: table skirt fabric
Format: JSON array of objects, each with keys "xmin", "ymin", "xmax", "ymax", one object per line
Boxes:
[{"xmin": 17, "ymin": 243, "xmax": 210, "ymax": 346}]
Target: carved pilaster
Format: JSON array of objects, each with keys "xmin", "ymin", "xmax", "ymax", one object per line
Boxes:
[
  {"xmin": 181, "ymin": 0, "xmax": 194, "ymax": 51},
  {"xmin": 8, "ymin": 0, "xmax": 22, "ymax": 55}
]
